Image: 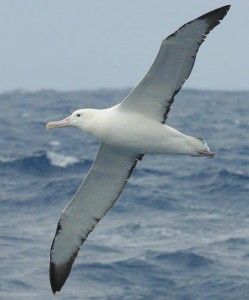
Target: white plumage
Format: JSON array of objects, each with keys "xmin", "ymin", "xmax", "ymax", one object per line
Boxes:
[{"xmin": 46, "ymin": 5, "xmax": 230, "ymax": 294}]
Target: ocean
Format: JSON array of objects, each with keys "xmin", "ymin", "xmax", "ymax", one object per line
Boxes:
[{"xmin": 1, "ymin": 88, "xmax": 249, "ymax": 300}]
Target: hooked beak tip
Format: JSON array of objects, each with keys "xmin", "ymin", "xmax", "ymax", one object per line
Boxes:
[{"xmin": 46, "ymin": 122, "xmax": 53, "ymax": 130}]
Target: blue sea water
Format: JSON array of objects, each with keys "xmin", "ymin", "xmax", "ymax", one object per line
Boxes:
[{"xmin": 0, "ymin": 88, "xmax": 249, "ymax": 300}]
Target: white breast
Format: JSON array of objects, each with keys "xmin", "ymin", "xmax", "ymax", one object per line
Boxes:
[{"xmin": 87, "ymin": 106, "xmax": 192, "ymax": 155}]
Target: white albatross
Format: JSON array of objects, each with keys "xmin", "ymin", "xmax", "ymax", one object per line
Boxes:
[{"xmin": 46, "ymin": 5, "xmax": 230, "ymax": 294}]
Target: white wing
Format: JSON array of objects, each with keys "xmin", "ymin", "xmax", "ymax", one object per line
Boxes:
[
  {"xmin": 50, "ymin": 143, "xmax": 142, "ymax": 293},
  {"xmin": 120, "ymin": 5, "xmax": 230, "ymax": 123}
]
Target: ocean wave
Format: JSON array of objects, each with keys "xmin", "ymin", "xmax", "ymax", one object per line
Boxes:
[
  {"xmin": 210, "ymin": 236, "xmax": 249, "ymax": 249},
  {"xmin": 0, "ymin": 155, "xmax": 17, "ymax": 163},
  {"xmin": 76, "ymin": 256, "xmax": 154, "ymax": 274},
  {"xmin": 151, "ymin": 250, "xmax": 214, "ymax": 268},
  {"xmin": 0, "ymin": 150, "xmax": 90, "ymax": 174},
  {"xmin": 77, "ymin": 250, "xmax": 213, "ymax": 273},
  {"xmin": 217, "ymin": 169, "xmax": 249, "ymax": 181},
  {"xmin": 187, "ymin": 167, "xmax": 249, "ymax": 192},
  {"xmin": 46, "ymin": 151, "xmax": 79, "ymax": 167},
  {"xmin": 209, "ymin": 168, "xmax": 249, "ymax": 195}
]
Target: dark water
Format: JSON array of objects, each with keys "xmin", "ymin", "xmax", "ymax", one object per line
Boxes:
[{"xmin": 1, "ymin": 89, "xmax": 249, "ymax": 300}]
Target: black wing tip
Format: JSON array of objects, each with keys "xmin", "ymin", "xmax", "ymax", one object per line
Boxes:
[
  {"xmin": 199, "ymin": 5, "xmax": 231, "ymax": 23},
  {"xmin": 49, "ymin": 236, "xmax": 81, "ymax": 294},
  {"xmin": 50, "ymin": 261, "xmax": 63, "ymax": 294},
  {"xmin": 49, "ymin": 259, "xmax": 74, "ymax": 294},
  {"xmin": 167, "ymin": 5, "xmax": 230, "ymax": 41},
  {"xmin": 50, "ymin": 236, "xmax": 79, "ymax": 294}
]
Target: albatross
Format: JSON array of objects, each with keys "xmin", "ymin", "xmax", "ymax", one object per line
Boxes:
[{"xmin": 46, "ymin": 5, "xmax": 230, "ymax": 293}]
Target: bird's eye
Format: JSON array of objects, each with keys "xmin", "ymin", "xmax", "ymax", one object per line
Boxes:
[{"xmin": 77, "ymin": 114, "xmax": 81, "ymax": 117}]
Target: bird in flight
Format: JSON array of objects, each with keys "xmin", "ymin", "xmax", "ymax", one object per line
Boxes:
[{"xmin": 46, "ymin": 5, "xmax": 230, "ymax": 294}]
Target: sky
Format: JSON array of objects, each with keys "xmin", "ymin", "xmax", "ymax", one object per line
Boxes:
[{"xmin": 0, "ymin": 0, "xmax": 248, "ymax": 92}]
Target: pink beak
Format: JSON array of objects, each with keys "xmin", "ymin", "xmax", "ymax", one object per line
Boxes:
[{"xmin": 46, "ymin": 117, "xmax": 71, "ymax": 130}]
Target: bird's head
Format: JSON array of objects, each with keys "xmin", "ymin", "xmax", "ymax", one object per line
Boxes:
[{"xmin": 46, "ymin": 109, "xmax": 96, "ymax": 132}]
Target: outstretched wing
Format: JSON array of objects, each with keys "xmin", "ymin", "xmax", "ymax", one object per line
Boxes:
[
  {"xmin": 120, "ymin": 5, "xmax": 230, "ymax": 123},
  {"xmin": 50, "ymin": 143, "xmax": 142, "ymax": 293}
]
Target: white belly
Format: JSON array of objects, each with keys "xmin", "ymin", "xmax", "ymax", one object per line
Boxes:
[{"xmin": 89, "ymin": 106, "xmax": 192, "ymax": 155}]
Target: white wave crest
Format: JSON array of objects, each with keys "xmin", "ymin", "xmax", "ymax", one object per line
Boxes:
[
  {"xmin": 49, "ymin": 140, "xmax": 61, "ymax": 146},
  {"xmin": 0, "ymin": 156, "xmax": 17, "ymax": 163},
  {"xmin": 47, "ymin": 151, "xmax": 80, "ymax": 168}
]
